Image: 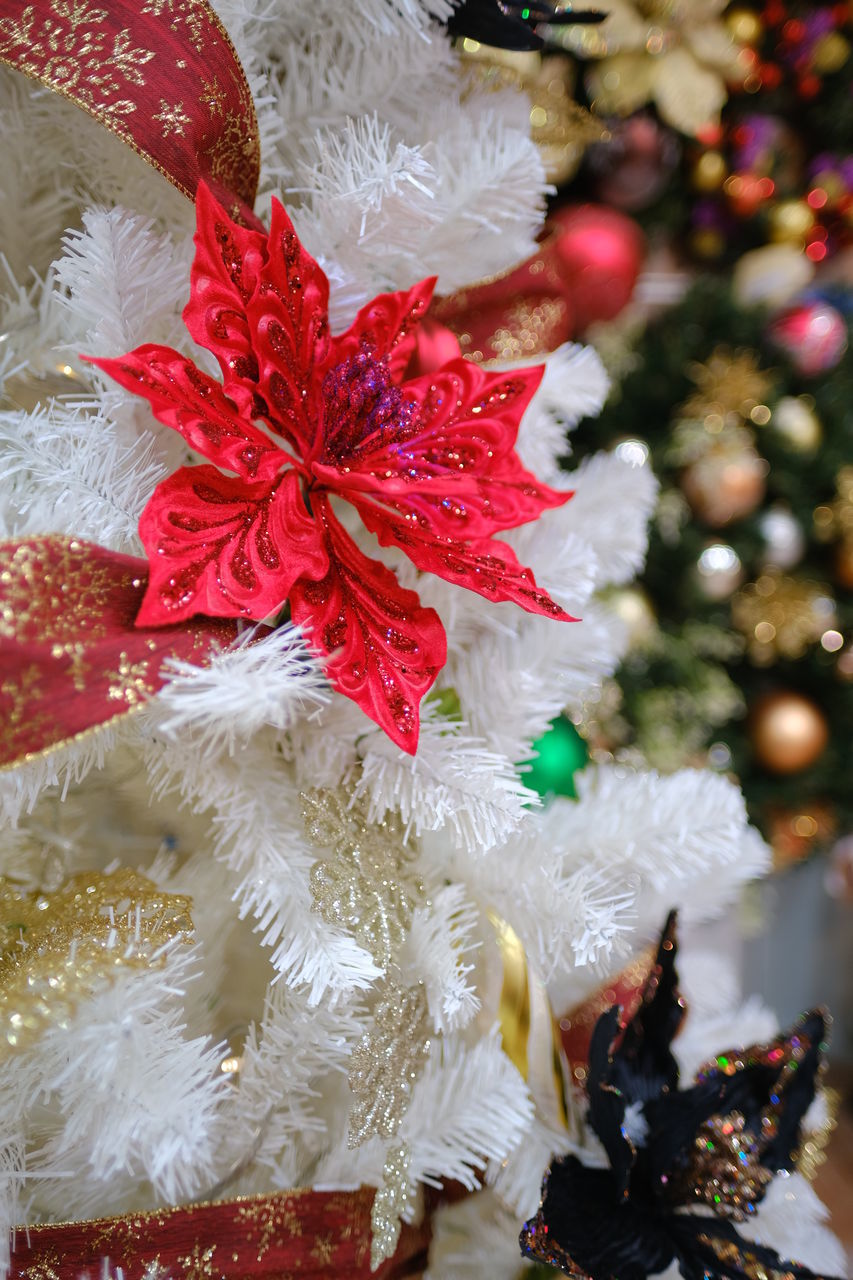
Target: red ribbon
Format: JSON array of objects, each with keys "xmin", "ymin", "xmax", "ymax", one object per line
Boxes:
[
  {"xmin": 0, "ymin": 0, "xmax": 262, "ymax": 227},
  {"xmin": 0, "ymin": 535, "xmax": 239, "ymax": 770},
  {"xmin": 9, "ymin": 1187, "xmax": 431, "ymax": 1279}
]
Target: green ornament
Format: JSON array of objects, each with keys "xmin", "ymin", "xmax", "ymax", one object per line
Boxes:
[{"xmin": 525, "ymin": 716, "xmax": 589, "ymax": 799}]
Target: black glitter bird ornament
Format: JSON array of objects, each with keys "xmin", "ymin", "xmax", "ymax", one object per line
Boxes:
[
  {"xmin": 520, "ymin": 911, "xmax": 841, "ymax": 1280},
  {"xmin": 446, "ymin": 0, "xmax": 605, "ymax": 52}
]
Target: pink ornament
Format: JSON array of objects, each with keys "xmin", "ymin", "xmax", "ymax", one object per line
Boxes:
[
  {"xmin": 767, "ymin": 300, "xmax": 848, "ymax": 375},
  {"xmin": 549, "ymin": 204, "xmax": 644, "ymax": 332}
]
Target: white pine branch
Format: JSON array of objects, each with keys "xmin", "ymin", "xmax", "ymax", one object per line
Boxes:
[
  {"xmin": 352, "ymin": 703, "xmax": 539, "ymax": 855},
  {"xmin": 400, "ymin": 1029, "xmax": 534, "ymax": 1191},
  {"xmin": 0, "ymin": 400, "xmax": 166, "ymax": 550},
  {"xmin": 144, "ymin": 737, "xmax": 382, "ymax": 1002},
  {"xmin": 155, "ymin": 625, "xmax": 330, "ymax": 755},
  {"xmin": 398, "ymin": 884, "xmax": 482, "ymax": 1034}
]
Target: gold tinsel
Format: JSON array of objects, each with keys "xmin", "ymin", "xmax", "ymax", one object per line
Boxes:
[
  {"xmin": 0, "ymin": 868, "xmax": 194, "ymax": 1055},
  {"xmin": 302, "ymin": 788, "xmax": 424, "ymax": 971},
  {"xmin": 679, "ymin": 347, "xmax": 774, "ymax": 428},
  {"xmin": 348, "ymin": 977, "xmax": 431, "ymax": 1148},
  {"xmin": 731, "ymin": 569, "xmax": 837, "ymax": 664},
  {"xmin": 459, "ymin": 45, "xmax": 607, "ymax": 185}
]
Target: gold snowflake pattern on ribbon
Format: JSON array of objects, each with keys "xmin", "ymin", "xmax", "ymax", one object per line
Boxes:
[{"xmin": 0, "ymin": 867, "xmax": 194, "ymax": 1055}]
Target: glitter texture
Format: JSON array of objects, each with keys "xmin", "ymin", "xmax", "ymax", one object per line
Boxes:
[
  {"xmin": 0, "ymin": 868, "xmax": 194, "ymax": 1054},
  {"xmin": 671, "ymin": 1112, "xmax": 773, "ymax": 1219},
  {"xmin": 370, "ymin": 1144, "xmax": 413, "ymax": 1273},
  {"xmin": 303, "ymin": 787, "xmax": 425, "ymax": 970},
  {"xmin": 348, "ymin": 978, "xmax": 431, "ymax": 1147}
]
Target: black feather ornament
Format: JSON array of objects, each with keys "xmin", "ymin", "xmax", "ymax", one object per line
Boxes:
[
  {"xmin": 520, "ymin": 911, "xmax": 840, "ymax": 1280},
  {"xmin": 446, "ymin": 0, "xmax": 605, "ymax": 53}
]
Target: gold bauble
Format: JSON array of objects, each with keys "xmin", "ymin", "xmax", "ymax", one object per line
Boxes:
[
  {"xmin": 771, "ymin": 395, "xmax": 822, "ymax": 454},
  {"xmin": 605, "ymin": 586, "xmax": 657, "ymax": 646},
  {"xmin": 690, "ymin": 227, "xmax": 727, "ymax": 260},
  {"xmin": 681, "ymin": 446, "xmax": 767, "ymax": 526},
  {"xmin": 725, "ymin": 6, "xmax": 764, "ymax": 46},
  {"xmin": 691, "ymin": 150, "xmax": 728, "ymax": 194},
  {"xmin": 768, "ymin": 199, "xmax": 816, "ymax": 247},
  {"xmin": 812, "ymin": 31, "xmax": 851, "ymax": 75},
  {"xmin": 749, "ymin": 691, "xmax": 829, "ymax": 775}
]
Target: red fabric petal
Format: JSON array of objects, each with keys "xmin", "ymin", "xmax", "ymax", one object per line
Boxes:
[
  {"xmin": 353, "ymin": 496, "xmax": 576, "ymax": 621},
  {"xmin": 138, "ymin": 468, "xmax": 328, "ymax": 624},
  {"xmin": 248, "ymin": 199, "xmax": 331, "ymax": 457},
  {"xmin": 182, "ymin": 182, "xmax": 269, "ymax": 419},
  {"xmin": 289, "ymin": 497, "xmax": 446, "ymax": 752},
  {"xmin": 313, "ymin": 359, "xmax": 568, "ymax": 539},
  {"xmin": 325, "ymin": 278, "xmax": 437, "ymax": 383},
  {"xmin": 89, "ymin": 346, "xmax": 283, "ymax": 483}
]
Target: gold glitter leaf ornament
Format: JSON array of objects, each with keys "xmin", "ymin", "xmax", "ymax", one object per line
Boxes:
[
  {"xmin": 0, "ymin": 868, "xmax": 194, "ymax": 1055},
  {"xmin": 303, "ymin": 788, "xmax": 425, "ymax": 971},
  {"xmin": 348, "ymin": 978, "xmax": 431, "ymax": 1148}
]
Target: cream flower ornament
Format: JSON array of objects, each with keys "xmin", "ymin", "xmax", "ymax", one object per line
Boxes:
[{"xmin": 560, "ymin": 0, "xmax": 746, "ymax": 137}]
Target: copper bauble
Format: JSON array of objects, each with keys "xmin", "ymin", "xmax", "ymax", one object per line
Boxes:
[
  {"xmin": 835, "ymin": 539, "xmax": 853, "ymax": 590},
  {"xmin": 681, "ymin": 446, "xmax": 766, "ymax": 526},
  {"xmin": 750, "ymin": 691, "xmax": 829, "ymax": 775}
]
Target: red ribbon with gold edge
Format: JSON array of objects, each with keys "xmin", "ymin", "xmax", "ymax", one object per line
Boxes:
[
  {"xmin": 0, "ymin": 0, "xmax": 262, "ymax": 228},
  {"xmin": 0, "ymin": 535, "xmax": 240, "ymax": 770},
  {"xmin": 9, "ymin": 1187, "xmax": 431, "ymax": 1279}
]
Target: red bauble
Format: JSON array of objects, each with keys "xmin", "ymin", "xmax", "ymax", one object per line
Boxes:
[
  {"xmin": 549, "ymin": 204, "xmax": 645, "ymax": 331},
  {"xmin": 767, "ymin": 300, "xmax": 849, "ymax": 375}
]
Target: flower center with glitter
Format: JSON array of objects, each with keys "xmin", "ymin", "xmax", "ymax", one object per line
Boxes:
[{"xmin": 321, "ymin": 348, "xmax": 417, "ymax": 461}]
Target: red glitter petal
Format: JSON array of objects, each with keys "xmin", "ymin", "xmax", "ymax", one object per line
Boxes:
[
  {"xmin": 289, "ymin": 495, "xmax": 446, "ymax": 752},
  {"xmin": 137, "ymin": 468, "xmax": 327, "ymax": 624},
  {"xmin": 89, "ymin": 346, "xmax": 282, "ymax": 484},
  {"xmin": 182, "ymin": 183, "xmax": 270, "ymax": 421},
  {"xmin": 353, "ymin": 495, "xmax": 575, "ymax": 621}
]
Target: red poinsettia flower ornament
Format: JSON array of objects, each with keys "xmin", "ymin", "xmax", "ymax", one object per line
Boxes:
[{"xmin": 90, "ymin": 185, "xmax": 573, "ymax": 751}]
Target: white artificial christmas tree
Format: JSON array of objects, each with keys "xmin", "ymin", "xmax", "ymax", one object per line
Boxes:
[{"xmin": 0, "ymin": 0, "xmax": 844, "ymax": 1277}]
